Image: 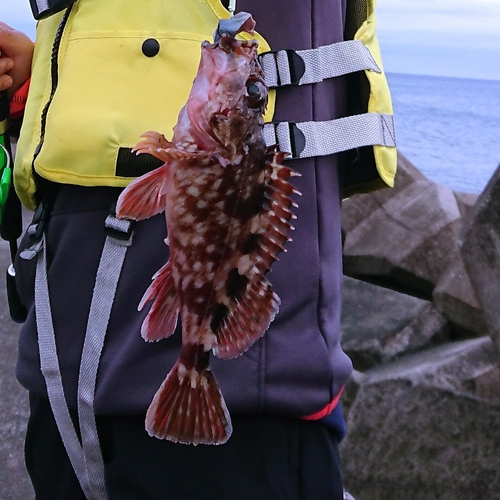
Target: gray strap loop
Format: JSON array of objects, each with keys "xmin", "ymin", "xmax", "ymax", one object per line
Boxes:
[
  {"xmin": 263, "ymin": 113, "xmax": 396, "ymax": 159},
  {"xmin": 259, "ymin": 40, "xmax": 381, "ymax": 88},
  {"xmin": 77, "ymin": 217, "xmax": 133, "ymax": 499},
  {"xmin": 35, "ymin": 234, "xmax": 95, "ymax": 499},
  {"xmin": 35, "ymin": 215, "xmax": 133, "ymax": 500}
]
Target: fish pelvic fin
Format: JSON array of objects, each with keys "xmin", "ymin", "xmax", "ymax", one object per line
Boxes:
[
  {"xmin": 140, "ymin": 262, "xmax": 180, "ymax": 341},
  {"xmin": 145, "ymin": 359, "xmax": 232, "ymax": 445},
  {"xmin": 116, "ymin": 163, "xmax": 170, "ymax": 221}
]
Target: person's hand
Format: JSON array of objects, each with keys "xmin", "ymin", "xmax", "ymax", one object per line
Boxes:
[{"xmin": 0, "ymin": 21, "xmax": 34, "ymax": 97}]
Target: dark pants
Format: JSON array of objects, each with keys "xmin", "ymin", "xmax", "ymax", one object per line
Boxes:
[{"xmin": 25, "ymin": 395, "xmax": 344, "ymax": 500}]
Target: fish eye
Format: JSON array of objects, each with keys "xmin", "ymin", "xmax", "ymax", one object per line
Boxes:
[
  {"xmin": 247, "ymin": 83, "xmax": 260, "ymax": 96},
  {"xmin": 246, "ymin": 80, "xmax": 267, "ymax": 108}
]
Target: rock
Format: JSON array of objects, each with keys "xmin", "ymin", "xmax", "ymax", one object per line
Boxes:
[
  {"xmin": 454, "ymin": 191, "xmax": 479, "ymax": 219},
  {"xmin": 341, "ymin": 338, "xmax": 500, "ymax": 500},
  {"xmin": 432, "ymin": 252, "xmax": 488, "ymax": 338},
  {"xmin": 358, "ymin": 336, "xmax": 499, "ymax": 395},
  {"xmin": 461, "ymin": 163, "xmax": 500, "ymax": 354},
  {"xmin": 461, "ymin": 365, "xmax": 500, "ymax": 404},
  {"xmin": 343, "ymin": 179, "xmax": 462, "ymax": 299},
  {"xmin": 341, "ymin": 277, "xmax": 450, "ymax": 370},
  {"xmin": 342, "ymin": 151, "xmax": 427, "ymax": 235},
  {"xmin": 340, "ymin": 370, "xmax": 367, "ymax": 420}
]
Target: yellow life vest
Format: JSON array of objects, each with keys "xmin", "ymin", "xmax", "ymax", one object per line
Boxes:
[
  {"xmin": 344, "ymin": 0, "xmax": 397, "ymax": 197},
  {"xmin": 14, "ymin": 0, "xmax": 274, "ymax": 209},
  {"xmin": 15, "ymin": 0, "xmax": 396, "ymax": 209}
]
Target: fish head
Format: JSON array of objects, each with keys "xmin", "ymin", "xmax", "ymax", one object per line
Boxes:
[{"xmin": 176, "ymin": 30, "xmax": 268, "ymax": 155}]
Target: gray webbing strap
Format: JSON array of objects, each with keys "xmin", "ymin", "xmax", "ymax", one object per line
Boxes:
[
  {"xmin": 77, "ymin": 216, "xmax": 133, "ymax": 499},
  {"xmin": 259, "ymin": 40, "xmax": 381, "ymax": 88},
  {"xmin": 263, "ymin": 113, "xmax": 396, "ymax": 159},
  {"xmin": 35, "ymin": 234, "xmax": 95, "ymax": 500},
  {"xmin": 33, "ymin": 215, "xmax": 133, "ymax": 500}
]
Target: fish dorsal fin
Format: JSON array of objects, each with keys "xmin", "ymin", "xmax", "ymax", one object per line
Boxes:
[
  {"xmin": 212, "ymin": 149, "xmax": 300, "ymax": 359},
  {"xmin": 133, "ymin": 131, "xmax": 197, "ymax": 163},
  {"xmin": 252, "ymin": 149, "xmax": 300, "ymax": 274}
]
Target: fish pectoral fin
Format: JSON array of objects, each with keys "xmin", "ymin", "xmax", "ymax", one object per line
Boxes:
[
  {"xmin": 140, "ymin": 262, "xmax": 180, "ymax": 341},
  {"xmin": 116, "ymin": 163, "xmax": 169, "ymax": 221},
  {"xmin": 145, "ymin": 359, "xmax": 232, "ymax": 445},
  {"xmin": 212, "ymin": 277, "xmax": 280, "ymax": 360}
]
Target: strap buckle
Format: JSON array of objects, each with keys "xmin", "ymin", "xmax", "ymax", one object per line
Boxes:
[
  {"xmin": 19, "ymin": 197, "xmax": 55, "ymax": 260},
  {"xmin": 259, "ymin": 49, "xmax": 306, "ymax": 87},
  {"xmin": 106, "ymin": 202, "xmax": 134, "ymax": 243},
  {"xmin": 269, "ymin": 121, "xmax": 306, "ymax": 159},
  {"xmin": 105, "ymin": 217, "xmax": 134, "ymax": 243}
]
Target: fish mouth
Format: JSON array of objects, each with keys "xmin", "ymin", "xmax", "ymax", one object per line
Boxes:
[
  {"xmin": 202, "ymin": 35, "xmax": 258, "ymax": 56},
  {"xmin": 218, "ymin": 34, "xmax": 258, "ymax": 54}
]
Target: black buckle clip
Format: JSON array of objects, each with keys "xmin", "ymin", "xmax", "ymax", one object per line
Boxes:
[
  {"xmin": 19, "ymin": 196, "xmax": 54, "ymax": 261},
  {"xmin": 270, "ymin": 121, "xmax": 306, "ymax": 159},
  {"xmin": 259, "ymin": 49, "xmax": 306, "ymax": 87},
  {"xmin": 26, "ymin": 197, "xmax": 52, "ymax": 245}
]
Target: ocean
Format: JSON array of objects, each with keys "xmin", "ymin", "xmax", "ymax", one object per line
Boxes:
[{"xmin": 386, "ymin": 73, "xmax": 500, "ymax": 194}]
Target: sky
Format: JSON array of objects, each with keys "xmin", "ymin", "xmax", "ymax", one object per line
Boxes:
[
  {"xmin": 1, "ymin": 0, "xmax": 500, "ymax": 81},
  {"xmin": 376, "ymin": 0, "xmax": 500, "ymax": 81}
]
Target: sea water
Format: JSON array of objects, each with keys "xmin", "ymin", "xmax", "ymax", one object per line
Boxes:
[{"xmin": 387, "ymin": 73, "xmax": 500, "ymax": 194}]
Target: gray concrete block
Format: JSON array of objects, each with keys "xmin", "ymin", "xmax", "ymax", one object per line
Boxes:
[{"xmin": 341, "ymin": 338, "xmax": 500, "ymax": 500}]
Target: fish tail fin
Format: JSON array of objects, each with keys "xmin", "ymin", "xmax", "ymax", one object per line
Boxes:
[
  {"xmin": 115, "ymin": 163, "xmax": 170, "ymax": 221},
  {"xmin": 145, "ymin": 360, "xmax": 232, "ymax": 445},
  {"xmin": 140, "ymin": 262, "xmax": 180, "ymax": 341}
]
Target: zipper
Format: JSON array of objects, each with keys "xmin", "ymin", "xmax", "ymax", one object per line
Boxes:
[{"xmin": 32, "ymin": 5, "xmax": 74, "ymax": 165}]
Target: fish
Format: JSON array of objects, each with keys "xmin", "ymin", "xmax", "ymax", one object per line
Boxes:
[{"xmin": 116, "ymin": 12, "xmax": 300, "ymax": 445}]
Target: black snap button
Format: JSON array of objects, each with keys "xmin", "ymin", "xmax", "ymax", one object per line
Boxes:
[{"xmin": 142, "ymin": 38, "xmax": 160, "ymax": 57}]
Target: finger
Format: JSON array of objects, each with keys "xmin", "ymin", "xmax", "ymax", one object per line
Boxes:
[
  {"xmin": 0, "ymin": 74, "xmax": 14, "ymax": 92},
  {"xmin": 0, "ymin": 57, "xmax": 14, "ymax": 75}
]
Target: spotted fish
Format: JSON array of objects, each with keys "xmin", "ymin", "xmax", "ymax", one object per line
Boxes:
[{"xmin": 116, "ymin": 13, "xmax": 300, "ymax": 445}]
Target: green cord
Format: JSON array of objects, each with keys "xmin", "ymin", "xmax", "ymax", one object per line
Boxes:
[{"xmin": 0, "ymin": 143, "xmax": 12, "ymax": 220}]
